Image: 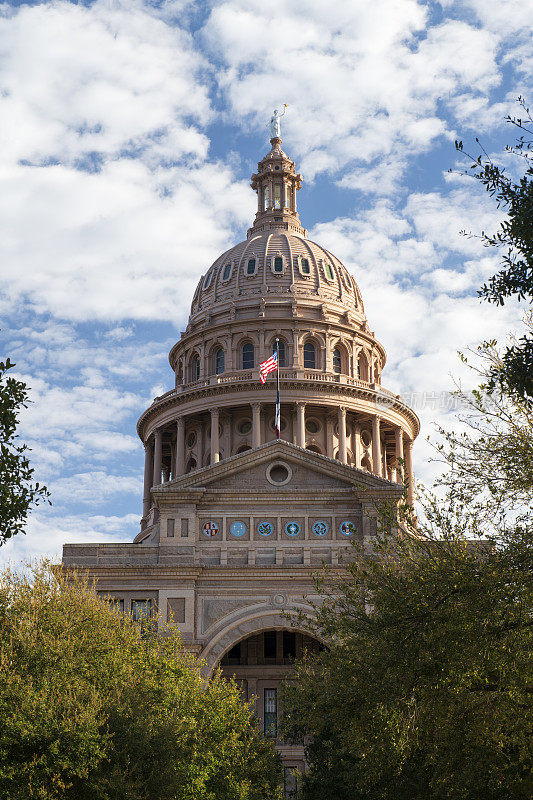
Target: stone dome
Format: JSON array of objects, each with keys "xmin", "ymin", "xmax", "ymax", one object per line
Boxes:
[{"xmin": 189, "ymin": 231, "xmax": 364, "ymax": 321}]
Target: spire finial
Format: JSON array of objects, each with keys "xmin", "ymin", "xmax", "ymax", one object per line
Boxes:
[{"xmin": 269, "ymin": 105, "xmax": 288, "ymax": 141}]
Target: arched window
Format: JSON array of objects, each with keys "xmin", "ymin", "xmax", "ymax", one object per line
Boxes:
[
  {"xmin": 274, "ymin": 339, "xmax": 287, "ymax": 368},
  {"xmin": 241, "ymin": 342, "xmax": 255, "ymax": 370},
  {"xmin": 189, "ymin": 355, "xmax": 200, "ymax": 382},
  {"xmin": 303, "ymin": 341, "xmax": 317, "ymax": 369},
  {"xmin": 247, "ymin": 258, "xmax": 256, "ymax": 275},
  {"xmin": 214, "ymin": 348, "xmax": 225, "ymax": 375},
  {"xmin": 324, "ymin": 262, "xmax": 334, "ymax": 281},
  {"xmin": 273, "ymin": 256, "xmax": 283, "ymax": 273},
  {"xmin": 185, "ymin": 457, "xmax": 197, "ymax": 473},
  {"xmin": 358, "ymin": 352, "xmax": 368, "ymax": 381},
  {"xmin": 300, "ymin": 258, "xmax": 310, "ymax": 275},
  {"xmin": 222, "ymin": 263, "xmax": 232, "ymax": 280},
  {"xmin": 333, "ymin": 347, "xmax": 342, "ymax": 373},
  {"xmin": 204, "ymin": 271, "xmax": 213, "ymax": 289}
]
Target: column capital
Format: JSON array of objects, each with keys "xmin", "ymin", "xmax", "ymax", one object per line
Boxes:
[
  {"xmin": 296, "ymin": 400, "xmax": 306, "ymax": 409},
  {"xmin": 251, "ymin": 401, "xmax": 262, "ymax": 410},
  {"xmin": 210, "ymin": 406, "xmax": 220, "ymax": 417},
  {"xmin": 176, "ymin": 416, "xmax": 185, "ymax": 429}
]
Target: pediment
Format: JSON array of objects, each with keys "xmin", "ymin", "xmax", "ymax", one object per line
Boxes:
[{"xmin": 153, "ymin": 440, "xmax": 400, "ymax": 499}]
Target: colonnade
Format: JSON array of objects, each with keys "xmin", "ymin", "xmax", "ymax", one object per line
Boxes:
[{"xmin": 142, "ymin": 402, "xmax": 415, "ymax": 518}]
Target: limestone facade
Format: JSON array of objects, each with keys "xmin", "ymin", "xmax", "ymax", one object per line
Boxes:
[{"xmin": 62, "ymin": 136, "xmax": 419, "ymax": 788}]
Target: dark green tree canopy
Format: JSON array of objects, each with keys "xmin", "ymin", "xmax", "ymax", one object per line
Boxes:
[
  {"xmin": 455, "ymin": 97, "xmax": 533, "ymax": 405},
  {"xmin": 0, "ymin": 352, "xmax": 50, "ymax": 545},
  {"xmin": 0, "ymin": 562, "xmax": 282, "ymax": 800}
]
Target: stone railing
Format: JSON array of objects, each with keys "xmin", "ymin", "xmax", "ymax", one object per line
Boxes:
[{"xmin": 150, "ymin": 370, "xmax": 387, "ymax": 404}]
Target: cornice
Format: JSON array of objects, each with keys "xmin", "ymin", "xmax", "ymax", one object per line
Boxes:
[{"xmin": 137, "ymin": 378, "xmax": 420, "ymax": 439}]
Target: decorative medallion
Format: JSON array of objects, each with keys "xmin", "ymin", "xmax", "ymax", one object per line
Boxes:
[
  {"xmin": 340, "ymin": 520, "xmax": 357, "ymax": 537},
  {"xmin": 285, "ymin": 521, "xmax": 301, "ymax": 537},
  {"xmin": 312, "ymin": 520, "xmax": 328, "ymax": 537},
  {"xmin": 257, "ymin": 521, "xmax": 274, "ymax": 537},
  {"xmin": 202, "ymin": 521, "xmax": 219, "ymax": 538},
  {"xmin": 230, "ymin": 521, "xmax": 246, "ymax": 538}
]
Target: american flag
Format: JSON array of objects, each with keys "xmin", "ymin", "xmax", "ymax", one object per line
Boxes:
[{"xmin": 259, "ymin": 350, "xmax": 278, "ymax": 384}]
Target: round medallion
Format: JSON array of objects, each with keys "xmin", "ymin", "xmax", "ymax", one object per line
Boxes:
[
  {"xmin": 257, "ymin": 521, "xmax": 274, "ymax": 536},
  {"xmin": 230, "ymin": 521, "xmax": 246, "ymax": 538},
  {"xmin": 312, "ymin": 520, "xmax": 328, "ymax": 537},
  {"xmin": 340, "ymin": 520, "xmax": 357, "ymax": 537},
  {"xmin": 285, "ymin": 521, "xmax": 301, "ymax": 537},
  {"xmin": 202, "ymin": 521, "xmax": 219, "ymax": 538}
]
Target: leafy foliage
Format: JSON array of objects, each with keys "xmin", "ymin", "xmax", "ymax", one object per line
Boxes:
[
  {"xmin": 454, "ymin": 97, "xmax": 533, "ymax": 405},
  {"xmin": 0, "ymin": 562, "xmax": 282, "ymax": 800},
  {"xmin": 0, "ymin": 353, "xmax": 50, "ymax": 545},
  {"xmin": 282, "ymin": 358, "xmax": 533, "ymax": 800}
]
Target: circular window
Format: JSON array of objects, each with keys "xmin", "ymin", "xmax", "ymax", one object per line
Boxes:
[
  {"xmin": 266, "ymin": 461, "xmax": 292, "ymax": 486},
  {"xmin": 305, "ymin": 418, "xmax": 320, "ymax": 434},
  {"xmin": 186, "ymin": 432, "xmax": 196, "ymax": 448},
  {"xmin": 361, "ymin": 430, "xmax": 371, "ymax": 447},
  {"xmin": 238, "ymin": 419, "xmax": 252, "ymax": 435}
]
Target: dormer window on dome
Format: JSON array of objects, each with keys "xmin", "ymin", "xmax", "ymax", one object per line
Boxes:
[{"xmin": 222, "ymin": 263, "xmax": 232, "ymax": 281}]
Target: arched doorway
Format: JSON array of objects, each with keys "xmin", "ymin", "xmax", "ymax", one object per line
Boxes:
[{"xmin": 218, "ymin": 628, "xmax": 324, "ymax": 792}]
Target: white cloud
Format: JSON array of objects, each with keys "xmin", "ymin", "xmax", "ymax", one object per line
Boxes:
[
  {"xmin": 50, "ymin": 471, "xmax": 142, "ymax": 505},
  {"xmin": 203, "ymin": 0, "xmax": 503, "ymax": 183}
]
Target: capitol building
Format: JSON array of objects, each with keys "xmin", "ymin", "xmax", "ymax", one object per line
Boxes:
[{"xmin": 63, "ymin": 128, "xmax": 419, "ymax": 781}]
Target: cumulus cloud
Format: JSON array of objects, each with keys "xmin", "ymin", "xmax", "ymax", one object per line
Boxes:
[{"xmin": 202, "ymin": 0, "xmax": 503, "ymax": 185}]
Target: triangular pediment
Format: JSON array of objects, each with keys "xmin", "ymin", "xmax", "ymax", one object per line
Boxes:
[{"xmin": 152, "ymin": 440, "xmax": 400, "ymax": 499}]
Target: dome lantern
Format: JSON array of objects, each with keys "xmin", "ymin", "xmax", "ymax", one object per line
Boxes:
[{"xmin": 249, "ymin": 136, "xmax": 306, "ymax": 237}]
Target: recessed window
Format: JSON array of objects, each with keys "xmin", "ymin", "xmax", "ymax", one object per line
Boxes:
[
  {"xmin": 189, "ymin": 356, "xmax": 200, "ymax": 382},
  {"xmin": 203, "ymin": 271, "xmax": 213, "ymax": 289},
  {"xmin": 242, "ymin": 342, "xmax": 254, "ymax": 369},
  {"xmin": 300, "ymin": 258, "xmax": 310, "ymax": 275},
  {"xmin": 333, "ymin": 347, "xmax": 342, "ymax": 373},
  {"xmin": 264, "ymin": 631, "xmax": 277, "ymax": 659},
  {"xmin": 274, "ymin": 256, "xmax": 283, "ymax": 273},
  {"xmin": 131, "ymin": 599, "xmax": 151, "ymax": 622},
  {"xmin": 324, "ymin": 262, "xmax": 334, "ymax": 281},
  {"xmin": 264, "ymin": 688, "xmax": 277, "ymax": 738},
  {"xmin": 358, "ymin": 353, "xmax": 369, "ymax": 381},
  {"xmin": 305, "ymin": 418, "xmax": 320, "ymax": 434},
  {"xmin": 186, "ymin": 431, "xmax": 196, "ymax": 448},
  {"xmin": 214, "ymin": 348, "xmax": 225, "ymax": 375},
  {"xmin": 303, "ymin": 342, "xmax": 316, "ymax": 369},
  {"xmin": 222, "ymin": 263, "xmax": 232, "ymax": 280},
  {"xmin": 247, "ymin": 258, "xmax": 256, "ymax": 275},
  {"xmin": 275, "ymin": 339, "xmax": 287, "ymax": 367},
  {"xmin": 238, "ymin": 419, "xmax": 252, "ymax": 435},
  {"xmin": 185, "ymin": 458, "xmax": 197, "ymax": 473},
  {"xmin": 283, "ymin": 631, "xmax": 296, "ymax": 660}
]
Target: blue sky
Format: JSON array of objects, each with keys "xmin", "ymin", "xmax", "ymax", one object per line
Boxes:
[{"xmin": 0, "ymin": 0, "xmax": 531, "ymax": 566}]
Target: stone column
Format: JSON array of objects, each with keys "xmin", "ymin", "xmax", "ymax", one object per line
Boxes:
[
  {"xmin": 382, "ymin": 441, "xmax": 388, "ymax": 479},
  {"xmin": 405, "ymin": 437, "xmax": 415, "ymax": 506},
  {"xmin": 326, "ymin": 414, "xmax": 335, "ymax": 459},
  {"xmin": 153, "ymin": 428, "xmax": 163, "ymax": 487},
  {"xmin": 292, "ymin": 331, "xmax": 299, "ymax": 368},
  {"xmin": 296, "ymin": 401, "xmax": 306, "ymax": 447},
  {"xmin": 338, "ymin": 406, "xmax": 347, "ymax": 464},
  {"xmin": 252, "ymin": 402, "xmax": 261, "ymax": 448},
  {"xmin": 176, "ymin": 416, "xmax": 185, "ymax": 477},
  {"xmin": 142, "ymin": 440, "xmax": 153, "ymax": 517},
  {"xmin": 353, "ymin": 422, "xmax": 362, "ymax": 469},
  {"xmin": 211, "ymin": 408, "xmax": 220, "ymax": 463},
  {"xmin": 371, "ymin": 416, "xmax": 381, "ymax": 478},
  {"xmin": 395, "ymin": 428, "xmax": 404, "ymax": 484}
]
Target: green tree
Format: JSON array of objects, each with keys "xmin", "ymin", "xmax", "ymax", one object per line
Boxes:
[
  {"xmin": 455, "ymin": 97, "xmax": 533, "ymax": 405},
  {"xmin": 0, "ymin": 561, "xmax": 282, "ymax": 800},
  {"xmin": 0, "ymin": 353, "xmax": 50, "ymax": 545},
  {"xmin": 282, "ymin": 355, "xmax": 533, "ymax": 800}
]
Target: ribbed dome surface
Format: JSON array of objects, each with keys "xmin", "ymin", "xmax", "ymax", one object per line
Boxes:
[{"xmin": 190, "ymin": 230, "xmax": 364, "ymax": 317}]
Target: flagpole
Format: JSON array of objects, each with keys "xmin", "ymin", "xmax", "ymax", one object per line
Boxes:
[{"xmin": 275, "ymin": 337, "xmax": 280, "ymax": 440}]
